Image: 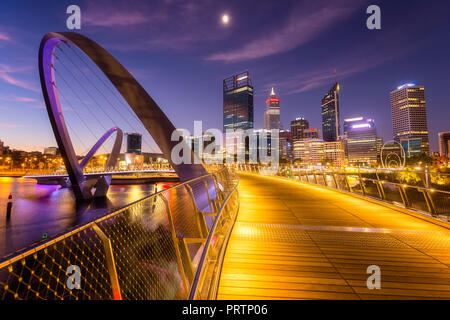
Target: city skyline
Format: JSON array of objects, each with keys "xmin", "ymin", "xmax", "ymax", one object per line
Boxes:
[{"xmin": 0, "ymin": 0, "xmax": 450, "ymax": 153}]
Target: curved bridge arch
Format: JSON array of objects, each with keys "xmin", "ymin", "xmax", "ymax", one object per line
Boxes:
[
  {"xmin": 39, "ymin": 32, "xmax": 207, "ymax": 200},
  {"xmin": 79, "ymin": 127, "xmax": 123, "ymax": 170}
]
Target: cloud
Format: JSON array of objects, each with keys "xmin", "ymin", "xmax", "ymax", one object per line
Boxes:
[
  {"xmin": 84, "ymin": 8, "xmax": 149, "ymax": 27},
  {"xmin": 0, "ymin": 94, "xmax": 36, "ymax": 102},
  {"xmin": 260, "ymin": 2, "xmax": 441, "ymax": 96},
  {"xmin": 207, "ymin": 0, "xmax": 366, "ymax": 62},
  {"xmin": 272, "ymin": 46, "xmax": 403, "ymax": 96},
  {"xmin": 0, "ymin": 32, "xmax": 10, "ymax": 41},
  {"xmin": 0, "ymin": 123, "xmax": 25, "ymax": 128},
  {"xmin": 83, "ymin": 0, "xmax": 229, "ymax": 52},
  {"xmin": 83, "ymin": 0, "xmax": 166, "ymax": 27},
  {"xmin": 0, "ymin": 64, "xmax": 39, "ymax": 92}
]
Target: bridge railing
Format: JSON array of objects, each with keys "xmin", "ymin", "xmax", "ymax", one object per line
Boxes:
[
  {"xmin": 19, "ymin": 163, "xmax": 175, "ymax": 177},
  {"xmin": 0, "ymin": 167, "xmax": 239, "ymax": 300},
  {"xmin": 236, "ymin": 164, "xmax": 450, "ymax": 222}
]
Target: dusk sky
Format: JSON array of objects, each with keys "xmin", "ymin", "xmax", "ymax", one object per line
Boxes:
[{"xmin": 1, "ymin": 0, "xmax": 450, "ymax": 153}]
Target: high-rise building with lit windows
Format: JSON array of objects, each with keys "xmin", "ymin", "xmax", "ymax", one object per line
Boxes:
[
  {"xmin": 321, "ymin": 82, "xmax": 341, "ymax": 142},
  {"xmin": 223, "ymin": 71, "xmax": 254, "ymax": 132},
  {"xmin": 323, "ymin": 141, "xmax": 346, "ymax": 167},
  {"xmin": 347, "ymin": 118, "xmax": 378, "ymax": 165},
  {"xmin": 290, "ymin": 118, "xmax": 309, "ymax": 141},
  {"xmin": 263, "ymin": 87, "xmax": 281, "ymax": 130},
  {"xmin": 390, "ymin": 83, "xmax": 429, "ymax": 155},
  {"xmin": 439, "ymin": 132, "xmax": 450, "ymax": 159}
]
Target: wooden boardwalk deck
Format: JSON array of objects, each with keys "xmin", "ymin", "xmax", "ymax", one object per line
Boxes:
[{"xmin": 217, "ymin": 172, "xmax": 450, "ymax": 300}]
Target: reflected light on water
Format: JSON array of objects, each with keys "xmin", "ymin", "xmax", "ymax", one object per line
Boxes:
[{"xmin": 0, "ymin": 177, "xmax": 174, "ymax": 258}]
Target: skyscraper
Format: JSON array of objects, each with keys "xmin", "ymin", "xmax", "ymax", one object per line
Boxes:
[
  {"xmin": 323, "ymin": 141, "xmax": 346, "ymax": 167},
  {"xmin": 343, "ymin": 117, "xmax": 364, "ymax": 134},
  {"xmin": 290, "ymin": 118, "xmax": 309, "ymax": 141},
  {"xmin": 126, "ymin": 133, "xmax": 142, "ymax": 154},
  {"xmin": 439, "ymin": 132, "xmax": 450, "ymax": 159},
  {"xmin": 263, "ymin": 87, "xmax": 281, "ymax": 130},
  {"xmin": 321, "ymin": 82, "xmax": 341, "ymax": 142},
  {"xmin": 279, "ymin": 130, "xmax": 292, "ymax": 161},
  {"xmin": 223, "ymin": 71, "xmax": 254, "ymax": 132},
  {"xmin": 292, "ymin": 139, "xmax": 324, "ymax": 165},
  {"xmin": 346, "ymin": 118, "xmax": 378, "ymax": 165},
  {"xmin": 390, "ymin": 83, "xmax": 429, "ymax": 155}
]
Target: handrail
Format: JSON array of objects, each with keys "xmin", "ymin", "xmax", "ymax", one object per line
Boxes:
[
  {"xmin": 0, "ymin": 166, "xmax": 240, "ymax": 300},
  {"xmin": 188, "ymin": 174, "xmax": 240, "ymax": 299}
]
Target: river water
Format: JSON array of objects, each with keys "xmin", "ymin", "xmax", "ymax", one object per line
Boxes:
[{"xmin": 0, "ymin": 177, "xmax": 173, "ymax": 259}]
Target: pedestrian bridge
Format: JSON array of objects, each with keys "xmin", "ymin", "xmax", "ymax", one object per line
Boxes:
[
  {"xmin": 218, "ymin": 172, "xmax": 450, "ymax": 300},
  {"xmin": 1, "ymin": 168, "xmax": 450, "ymax": 300}
]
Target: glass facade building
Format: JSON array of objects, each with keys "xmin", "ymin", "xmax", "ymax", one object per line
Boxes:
[
  {"xmin": 390, "ymin": 83, "xmax": 429, "ymax": 155},
  {"xmin": 346, "ymin": 118, "xmax": 378, "ymax": 165},
  {"xmin": 290, "ymin": 118, "xmax": 309, "ymax": 141},
  {"xmin": 439, "ymin": 132, "xmax": 450, "ymax": 159},
  {"xmin": 223, "ymin": 71, "xmax": 254, "ymax": 132},
  {"xmin": 126, "ymin": 133, "xmax": 142, "ymax": 154},
  {"xmin": 321, "ymin": 82, "xmax": 341, "ymax": 142},
  {"xmin": 400, "ymin": 138, "xmax": 422, "ymax": 157}
]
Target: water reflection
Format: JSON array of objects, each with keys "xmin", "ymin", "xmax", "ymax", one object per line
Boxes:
[{"xmin": 0, "ymin": 177, "xmax": 172, "ymax": 259}]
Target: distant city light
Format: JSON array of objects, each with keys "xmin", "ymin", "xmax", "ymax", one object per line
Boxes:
[
  {"xmin": 222, "ymin": 14, "xmax": 229, "ymax": 24},
  {"xmin": 397, "ymin": 83, "xmax": 416, "ymax": 90},
  {"xmin": 344, "ymin": 117, "xmax": 363, "ymax": 122},
  {"xmin": 352, "ymin": 123, "xmax": 371, "ymax": 129}
]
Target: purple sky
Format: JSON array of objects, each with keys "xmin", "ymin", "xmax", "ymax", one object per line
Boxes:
[{"xmin": 0, "ymin": 0, "xmax": 449, "ymax": 154}]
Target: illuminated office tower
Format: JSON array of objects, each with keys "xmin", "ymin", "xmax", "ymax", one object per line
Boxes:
[
  {"xmin": 323, "ymin": 141, "xmax": 346, "ymax": 167},
  {"xmin": 292, "ymin": 139, "xmax": 324, "ymax": 166},
  {"xmin": 390, "ymin": 83, "xmax": 429, "ymax": 155},
  {"xmin": 263, "ymin": 87, "xmax": 281, "ymax": 130},
  {"xmin": 290, "ymin": 118, "xmax": 309, "ymax": 140},
  {"xmin": 439, "ymin": 132, "xmax": 450, "ymax": 159},
  {"xmin": 321, "ymin": 82, "xmax": 341, "ymax": 142},
  {"xmin": 344, "ymin": 117, "xmax": 364, "ymax": 134},
  {"xmin": 279, "ymin": 130, "xmax": 292, "ymax": 161},
  {"xmin": 223, "ymin": 71, "xmax": 254, "ymax": 132},
  {"xmin": 347, "ymin": 118, "xmax": 378, "ymax": 166}
]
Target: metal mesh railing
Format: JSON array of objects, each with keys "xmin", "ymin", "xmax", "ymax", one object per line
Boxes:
[{"xmin": 0, "ymin": 167, "xmax": 239, "ymax": 300}]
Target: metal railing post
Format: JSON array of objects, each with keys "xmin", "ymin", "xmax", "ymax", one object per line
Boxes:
[
  {"xmin": 422, "ymin": 189, "xmax": 437, "ymax": 216},
  {"xmin": 358, "ymin": 170, "xmax": 366, "ymax": 196},
  {"xmin": 398, "ymin": 185, "xmax": 409, "ymax": 208},
  {"xmin": 185, "ymin": 184, "xmax": 209, "ymax": 238},
  {"xmin": 91, "ymin": 223, "xmax": 122, "ymax": 300},
  {"xmin": 376, "ymin": 180, "xmax": 386, "ymax": 200},
  {"xmin": 332, "ymin": 171, "xmax": 338, "ymax": 189},
  {"xmin": 345, "ymin": 172, "xmax": 353, "ymax": 193},
  {"xmin": 313, "ymin": 170, "xmax": 318, "ymax": 184},
  {"xmin": 159, "ymin": 194, "xmax": 190, "ymax": 294},
  {"xmin": 203, "ymin": 180, "xmax": 215, "ymax": 215}
]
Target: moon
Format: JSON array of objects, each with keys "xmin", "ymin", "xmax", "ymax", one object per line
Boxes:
[{"xmin": 222, "ymin": 14, "xmax": 229, "ymax": 24}]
